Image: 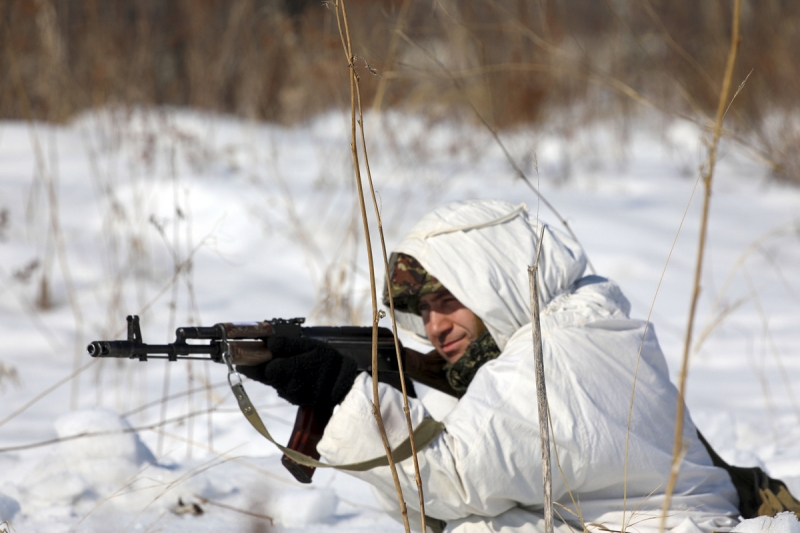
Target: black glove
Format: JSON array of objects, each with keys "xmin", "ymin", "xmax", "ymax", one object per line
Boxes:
[{"xmin": 236, "ymin": 336, "xmax": 359, "ymax": 409}]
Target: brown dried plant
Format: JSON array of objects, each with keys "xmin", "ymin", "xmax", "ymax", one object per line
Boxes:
[
  {"xmin": 660, "ymin": 0, "xmax": 743, "ymax": 530},
  {"xmin": 333, "ymin": 1, "xmax": 423, "ymax": 531}
]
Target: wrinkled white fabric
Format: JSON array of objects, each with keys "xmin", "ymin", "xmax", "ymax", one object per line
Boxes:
[
  {"xmin": 318, "ymin": 199, "xmax": 739, "ymax": 533},
  {"xmin": 389, "ymin": 200, "xmax": 586, "ymax": 349}
]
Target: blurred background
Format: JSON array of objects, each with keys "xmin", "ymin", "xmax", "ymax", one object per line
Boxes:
[{"xmin": 2, "ymin": 0, "xmax": 799, "ymax": 182}]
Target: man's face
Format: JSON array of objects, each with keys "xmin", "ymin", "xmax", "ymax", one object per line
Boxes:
[{"xmin": 419, "ymin": 289, "xmax": 481, "ymax": 364}]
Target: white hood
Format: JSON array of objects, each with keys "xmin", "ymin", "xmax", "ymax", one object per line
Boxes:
[{"xmin": 390, "ymin": 199, "xmax": 587, "ymax": 349}]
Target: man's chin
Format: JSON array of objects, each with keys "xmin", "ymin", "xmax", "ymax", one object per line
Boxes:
[{"xmin": 442, "ymin": 349, "xmax": 466, "ymax": 364}]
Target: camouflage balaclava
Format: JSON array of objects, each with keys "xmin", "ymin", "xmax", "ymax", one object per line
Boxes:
[
  {"xmin": 383, "ymin": 253, "xmax": 443, "ymax": 316},
  {"xmin": 444, "ymin": 329, "xmax": 500, "ymax": 394},
  {"xmin": 384, "ymin": 253, "xmax": 501, "ymax": 393}
]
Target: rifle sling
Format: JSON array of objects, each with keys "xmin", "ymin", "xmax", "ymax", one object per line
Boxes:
[{"xmin": 231, "ymin": 382, "xmax": 445, "ymax": 471}]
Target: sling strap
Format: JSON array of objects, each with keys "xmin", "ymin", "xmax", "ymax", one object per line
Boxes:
[
  {"xmin": 230, "ymin": 382, "xmax": 445, "ymax": 471},
  {"xmin": 231, "ymin": 381, "xmax": 447, "ymax": 533},
  {"xmin": 220, "ymin": 332, "xmax": 448, "ymax": 532}
]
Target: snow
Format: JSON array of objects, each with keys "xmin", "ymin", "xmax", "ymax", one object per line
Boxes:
[
  {"xmin": 0, "ymin": 107, "xmax": 799, "ymax": 532},
  {"xmin": 0, "ymin": 494, "xmax": 20, "ymax": 524},
  {"xmin": 732, "ymin": 513, "xmax": 800, "ymax": 533}
]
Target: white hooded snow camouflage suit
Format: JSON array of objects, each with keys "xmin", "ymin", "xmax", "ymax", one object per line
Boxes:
[{"xmin": 318, "ymin": 199, "xmax": 740, "ymax": 533}]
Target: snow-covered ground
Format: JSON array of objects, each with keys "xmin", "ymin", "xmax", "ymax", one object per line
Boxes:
[{"xmin": 0, "ymin": 108, "xmax": 798, "ymax": 532}]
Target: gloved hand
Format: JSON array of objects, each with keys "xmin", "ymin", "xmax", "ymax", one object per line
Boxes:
[{"xmin": 236, "ymin": 336, "xmax": 359, "ymax": 409}]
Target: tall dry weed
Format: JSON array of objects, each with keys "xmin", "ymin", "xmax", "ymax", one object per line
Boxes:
[{"xmin": 3, "ymin": 0, "xmax": 799, "ymax": 181}]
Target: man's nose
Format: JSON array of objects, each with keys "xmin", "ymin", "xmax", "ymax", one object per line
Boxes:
[{"xmin": 428, "ymin": 310, "xmax": 452, "ymax": 336}]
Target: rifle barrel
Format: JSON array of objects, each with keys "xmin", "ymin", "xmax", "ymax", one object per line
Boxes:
[{"xmin": 87, "ymin": 340, "xmax": 221, "ymax": 360}]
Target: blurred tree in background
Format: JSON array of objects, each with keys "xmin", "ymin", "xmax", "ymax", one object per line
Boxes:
[{"xmin": 2, "ymin": 0, "xmax": 799, "ymax": 179}]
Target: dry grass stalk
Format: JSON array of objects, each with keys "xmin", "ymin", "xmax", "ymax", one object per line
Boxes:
[
  {"xmin": 621, "ymin": 153, "xmax": 705, "ymax": 533},
  {"xmin": 371, "ymin": 0, "xmax": 415, "ymax": 114},
  {"xmin": 122, "ymin": 380, "xmax": 229, "ymax": 418},
  {"xmin": 0, "ymin": 234, "xmax": 210, "ymax": 436},
  {"xmin": 0, "ymin": 362, "xmax": 20, "ymax": 392},
  {"xmin": 120, "ymin": 453, "xmax": 241, "ymax": 532},
  {"xmin": 5, "ymin": 15, "xmax": 86, "ymax": 408},
  {"xmin": 0, "ymin": 235, "xmax": 209, "ymax": 433},
  {"xmin": 0, "ymin": 398, "xmax": 229, "ymax": 454},
  {"xmin": 0, "ymin": 263, "xmax": 64, "ymax": 355},
  {"xmin": 333, "ymin": 1, "xmax": 412, "ymax": 531},
  {"xmin": 545, "ymin": 405, "xmax": 587, "ymax": 532},
  {"xmin": 659, "ymin": 0, "xmax": 743, "ymax": 531},
  {"xmin": 345, "ymin": 2, "xmax": 430, "ymax": 525},
  {"xmin": 692, "ymin": 222, "xmax": 799, "ymax": 356},
  {"xmin": 157, "ymin": 348, "xmax": 172, "ymax": 457},
  {"xmin": 192, "ymin": 493, "xmax": 275, "ymax": 526},
  {"xmin": 75, "ymin": 429, "xmax": 283, "ymax": 532},
  {"xmin": 742, "ymin": 269, "xmax": 800, "ymax": 425},
  {"xmin": 528, "ymin": 225, "xmax": 552, "ymax": 533},
  {"xmin": 68, "ymin": 460, "xmax": 164, "ymax": 533},
  {"xmin": 148, "ymin": 171, "xmax": 203, "ymax": 457},
  {"xmin": 0, "ymin": 358, "xmax": 98, "ymax": 430},
  {"xmin": 355, "ymin": 47, "xmax": 429, "ymax": 533}
]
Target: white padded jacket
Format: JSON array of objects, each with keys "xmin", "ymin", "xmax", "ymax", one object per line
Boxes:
[{"xmin": 317, "ymin": 199, "xmax": 739, "ymax": 533}]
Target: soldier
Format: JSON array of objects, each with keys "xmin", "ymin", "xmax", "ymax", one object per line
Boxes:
[{"xmin": 240, "ymin": 199, "xmax": 743, "ymax": 533}]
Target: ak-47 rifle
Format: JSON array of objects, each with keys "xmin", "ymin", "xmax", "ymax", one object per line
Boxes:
[{"xmin": 87, "ymin": 315, "xmax": 457, "ymax": 483}]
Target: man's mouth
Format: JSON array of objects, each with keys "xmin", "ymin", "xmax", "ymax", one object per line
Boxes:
[{"xmin": 440, "ymin": 335, "xmax": 466, "ymax": 355}]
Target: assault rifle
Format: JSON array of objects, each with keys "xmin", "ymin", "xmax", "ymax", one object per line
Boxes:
[{"xmin": 88, "ymin": 315, "xmax": 457, "ymax": 483}]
